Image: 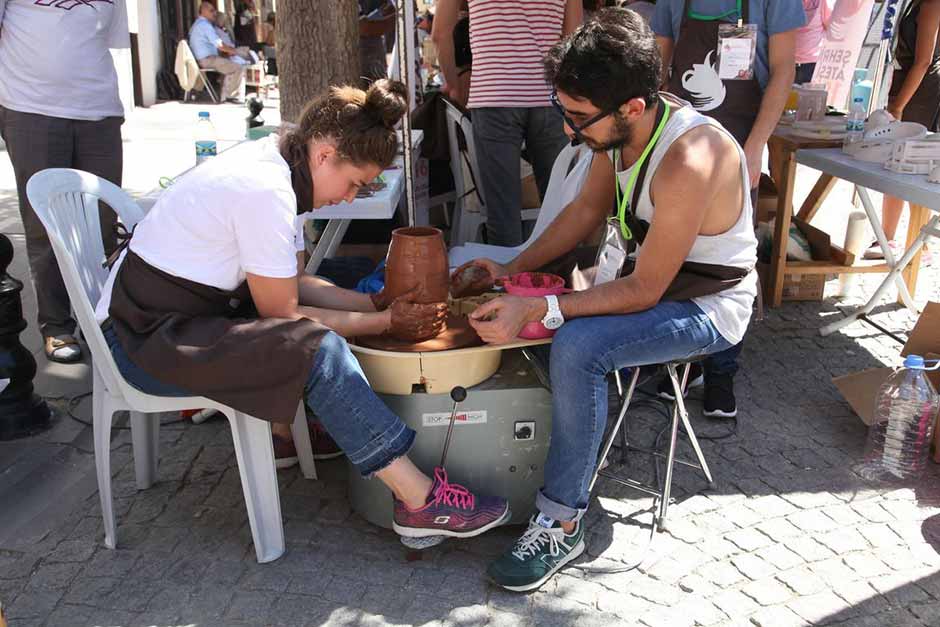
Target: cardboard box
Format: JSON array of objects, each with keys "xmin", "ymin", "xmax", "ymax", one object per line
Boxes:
[{"xmin": 833, "ymin": 302, "xmax": 940, "ymax": 427}]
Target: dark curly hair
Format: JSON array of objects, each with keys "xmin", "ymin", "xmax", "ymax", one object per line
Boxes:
[{"xmin": 544, "ymin": 7, "xmax": 662, "ymax": 111}]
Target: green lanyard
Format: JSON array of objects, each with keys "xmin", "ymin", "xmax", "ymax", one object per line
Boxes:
[
  {"xmin": 613, "ymin": 100, "xmax": 671, "ymax": 241},
  {"xmin": 688, "ymin": 0, "xmax": 742, "ymax": 23}
]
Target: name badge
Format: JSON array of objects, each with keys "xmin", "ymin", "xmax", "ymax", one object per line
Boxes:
[
  {"xmin": 593, "ymin": 219, "xmax": 629, "ymax": 287},
  {"xmin": 717, "ymin": 23, "xmax": 757, "ymax": 81}
]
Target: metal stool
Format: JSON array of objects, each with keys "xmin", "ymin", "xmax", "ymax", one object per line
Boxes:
[{"xmin": 590, "ymin": 359, "xmax": 715, "ymax": 531}]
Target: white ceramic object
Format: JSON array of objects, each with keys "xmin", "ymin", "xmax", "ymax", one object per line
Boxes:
[
  {"xmin": 867, "ymin": 108, "xmax": 895, "ymax": 130},
  {"xmin": 846, "ymin": 122, "xmax": 930, "ymax": 163},
  {"xmin": 864, "ymin": 121, "xmax": 927, "ymax": 141},
  {"xmin": 929, "ymin": 165, "xmax": 940, "ymax": 184}
]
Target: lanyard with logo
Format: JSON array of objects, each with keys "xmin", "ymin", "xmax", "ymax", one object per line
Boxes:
[
  {"xmin": 692, "ymin": 0, "xmax": 758, "ymax": 81},
  {"xmin": 593, "ymin": 98, "xmax": 671, "ymax": 286}
]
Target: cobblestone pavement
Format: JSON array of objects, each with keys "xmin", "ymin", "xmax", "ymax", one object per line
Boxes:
[{"xmin": 3, "ymin": 102, "xmax": 940, "ymax": 626}]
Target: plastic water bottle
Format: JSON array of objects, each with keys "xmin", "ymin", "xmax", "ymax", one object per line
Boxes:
[
  {"xmin": 857, "ymin": 355, "xmax": 940, "ymax": 482},
  {"xmin": 194, "ymin": 111, "xmax": 218, "ymax": 165},
  {"xmin": 842, "ymin": 97, "xmax": 866, "ymax": 151}
]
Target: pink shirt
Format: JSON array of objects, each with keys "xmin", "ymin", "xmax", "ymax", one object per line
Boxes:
[
  {"xmin": 467, "ymin": 0, "xmax": 566, "ymax": 108},
  {"xmin": 795, "ymin": 0, "xmax": 832, "ymax": 64}
]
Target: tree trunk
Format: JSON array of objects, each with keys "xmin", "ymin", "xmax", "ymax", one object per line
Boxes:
[{"xmin": 279, "ymin": 0, "xmax": 360, "ymax": 122}]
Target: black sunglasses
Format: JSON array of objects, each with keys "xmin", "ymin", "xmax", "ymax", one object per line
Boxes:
[{"xmin": 550, "ymin": 90, "xmax": 616, "ymax": 145}]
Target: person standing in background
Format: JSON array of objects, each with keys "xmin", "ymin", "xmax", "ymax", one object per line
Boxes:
[
  {"xmin": 233, "ymin": 0, "xmax": 259, "ymax": 49},
  {"xmin": 868, "ymin": 0, "xmax": 940, "ymax": 259},
  {"xmin": 621, "ymin": 0, "xmax": 657, "ymax": 24},
  {"xmin": 794, "ymin": 0, "xmax": 832, "ymax": 84},
  {"xmin": 359, "ymin": 0, "xmax": 396, "ymax": 86},
  {"xmin": 443, "ymin": 0, "xmax": 583, "ymax": 247},
  {"xmin": 652, "ymin": 0, "xmax": 804, "ymax": 419},
  {"xmin": 0, "ymin": 0, "xmax": 128, "ymax": 363}
]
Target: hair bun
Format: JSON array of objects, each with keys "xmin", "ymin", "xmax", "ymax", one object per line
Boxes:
[{"xmin": 363, "ymin": 79, "xmax": 408, "ymax": 129}]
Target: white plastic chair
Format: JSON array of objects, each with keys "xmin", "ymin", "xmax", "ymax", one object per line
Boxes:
[
  {"xmin": 448, "ymin": 142, "xmax": 594, "ymax": 268},
  {"xmin": 26, "ymin": 169, "xmax": 316, "ymax": 564}
]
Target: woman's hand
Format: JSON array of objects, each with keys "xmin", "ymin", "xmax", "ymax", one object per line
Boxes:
[
  {"xmin": 389, "ymin": 297, "xmax": 448, "ymax": 342},
  {"xmin": 450, "ymin": 258, "xmax": 509, "ymax": 298}
]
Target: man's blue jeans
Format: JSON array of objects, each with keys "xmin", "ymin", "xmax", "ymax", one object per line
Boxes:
[
  {"xmin": 535, "ymin": 300, "xmax": 733, "ymax": 523},
  {"xmin": 103, "ymin": 325, "xmax": 414, "ymax": 476}
]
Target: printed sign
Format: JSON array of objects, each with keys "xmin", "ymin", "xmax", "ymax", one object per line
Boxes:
[
  {"xmin": 812, "ymin": 0, "xmax": 876, "ymax": 107},
  {"xmin": 422, "ymin": 410, "xmax": 488, "ymax": 427}
]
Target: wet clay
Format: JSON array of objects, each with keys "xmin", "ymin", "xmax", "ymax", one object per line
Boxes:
[{"xmin": 384, "ymin": 227, "xmax": 449, "ymax": 304}]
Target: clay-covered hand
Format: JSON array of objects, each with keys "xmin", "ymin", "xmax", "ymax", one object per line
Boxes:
[
  {"xmin": 450, "ymin": 259, "xmax": 507, "ymax": 298},
  {"xmin": 370, "ymin": 285, "xmax": 418, "ymax": 312},
  {"xmin": 389, "ymin": 297, "xmax": 449, "ymax": 342}
]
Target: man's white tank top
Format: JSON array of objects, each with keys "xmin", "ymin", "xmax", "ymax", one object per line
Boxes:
[{"xmin": 613, "ymin": 95, "xmax": 758, "ymax": 345}]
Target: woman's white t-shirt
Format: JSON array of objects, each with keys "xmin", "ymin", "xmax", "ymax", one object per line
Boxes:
[{"xmin": 95, "ymin": 135, "xmax": 305, "ymax": 323}]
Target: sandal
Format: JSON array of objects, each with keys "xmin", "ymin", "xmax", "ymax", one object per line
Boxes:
[{"xmin": 44, "ymin": 335, "xmax": 82, "ymax": 364}]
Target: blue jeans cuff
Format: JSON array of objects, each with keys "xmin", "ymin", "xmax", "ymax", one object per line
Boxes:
[
  {"xmin": 536, "ymin": 489, "xmax": 586, "ymax": 523},
  {"xmin": 348, "ymin": 422, "xmax": 416, "ymax": 477}
]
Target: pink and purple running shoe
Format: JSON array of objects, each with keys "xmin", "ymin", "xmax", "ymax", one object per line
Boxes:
[{"xmin": 393, "ymin": 467, "xmax": 510, "ymax": 538}]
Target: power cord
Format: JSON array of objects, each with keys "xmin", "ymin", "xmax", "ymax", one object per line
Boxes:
[{"xmin": 59, "ymin": 391, "xmax": 188, "ymax": 428}]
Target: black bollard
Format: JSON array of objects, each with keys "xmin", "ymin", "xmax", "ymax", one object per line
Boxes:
[
  {"xmin": 246, "ymin": 96, "xmax": 264, "ymax": 134},
  {"xmin": 0, "ymin": 233, "xmax": 51, "ymax": 440}
]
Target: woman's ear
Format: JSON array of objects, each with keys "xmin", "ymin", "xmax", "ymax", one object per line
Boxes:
[{"xmin": 309, "ymin": 142, "xmax": 336, "ymax": 170}]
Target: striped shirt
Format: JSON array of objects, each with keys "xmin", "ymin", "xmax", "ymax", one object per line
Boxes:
[{"xmin": 467, "ymin": 0, "xmax": 566, "ymax": 108}]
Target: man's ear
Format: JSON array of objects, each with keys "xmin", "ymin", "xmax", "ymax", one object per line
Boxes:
[{"xmin": 618, "ymin": 97, "xmax": 647, "ymax": 121}]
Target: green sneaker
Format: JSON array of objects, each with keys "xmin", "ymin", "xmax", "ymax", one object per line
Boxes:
[{"xmin": 487, "ymin": 514, "xmax": 585, "ymax": 592}]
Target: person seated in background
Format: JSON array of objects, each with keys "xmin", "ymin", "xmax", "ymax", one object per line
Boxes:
[
  {"xmin": 189, "ymin": 1, "xmax": 246, "ymax": 103},
  {"xmin": 213, "ymin": 12, "xmax": 257, "ymax": 66}
]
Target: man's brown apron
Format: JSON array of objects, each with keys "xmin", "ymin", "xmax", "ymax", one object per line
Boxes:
[
  {"xmin": 666, "ymin": 0, "xmax": 763, "ymax": 147},
  {"xmin": 106, "ymin": 140, "xmax": 329, "ymax": 424}
]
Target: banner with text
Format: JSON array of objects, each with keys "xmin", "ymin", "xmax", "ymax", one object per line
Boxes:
[{"xmin": 812, "ymin": 0, "xmax": 876, "ymax": 108}]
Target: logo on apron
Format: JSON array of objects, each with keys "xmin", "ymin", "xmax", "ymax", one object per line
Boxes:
[{"xmin": 681, "ymin": 50, "xmax": 726, "ymax": 111}]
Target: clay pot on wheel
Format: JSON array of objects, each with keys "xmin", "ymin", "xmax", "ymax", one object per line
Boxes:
[{"xmin": 384, "ymin": 227, "xmax": 449, "ymax": 304}]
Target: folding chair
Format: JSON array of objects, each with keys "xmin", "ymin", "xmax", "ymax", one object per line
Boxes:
[{"xmin": 590, "ymin": 358, "xmax": 716, "ymax": 532}]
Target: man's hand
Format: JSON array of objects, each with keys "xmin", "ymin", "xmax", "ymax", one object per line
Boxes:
[
  {"xmin": 389, "ymin": 297, "xmax": 448, "ymax": 342},
  {"xmin": 887, "ymin": 101, "xmax": 905, "ymax": 122},
  {"xmin": 742, "ymin": 141, "xmax": 764, "ymax": 189},
  {"xmin": 468, "ymin": 296, "xmax": 544, "ymax": 345},
  {"xmin": 450, "ymin": 259, "xmax": 509, "ymax": 298}
]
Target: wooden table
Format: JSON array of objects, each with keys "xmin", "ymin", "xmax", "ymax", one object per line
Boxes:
[{"xmin": 765, "ymin": 129, "xmax": 888, "ymax": 308}]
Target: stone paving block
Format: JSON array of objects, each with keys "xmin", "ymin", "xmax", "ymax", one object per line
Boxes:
[
  {"xmin": 808, "ymin": 558, "xmax": 862, "ymax": 587},
  {"xmin": 779, "ymin": 490, "xmax": 841, "ymax": 511},
  {"xmin": 909, "ymin": 601, "xmax": 940, "ymax": 624},
  {"xmin": 730, "ymin": 554, "xmax": 776, "ymax": 581},
  {"xmin": 842, "ymin": 553, "xmax": 891, "ymax": 579},
  {"xmin": 745, "ymin": 495, "xmax": 798, "ymax": 520},
  {"xmin": 5, "ymin": 589, "xmax": 63, "ymax": 620},
  {"xmin": 741, "ymin": 578, "xmax": 793, "ymax": 606},
  {"xmin": 782, "ymin": 537, "xmax": 836, "ymax": 563},
  {"xmin": 725, "ymin": 529, "xmax": 774, "ymax": 553},
  {"xmin": 239, "ymin": 565, "xmax": 291, "ymax": 593},
  {"xmin": 711, "ymin": 588, "xmax": 759, "ymax": 620},
  {"xmin": 696, "ymin": 512, "xmax": 740, "ymax": 536},
  {"xmin": 703, "ymin": 560, "xmax": 748, "ymax": 589},
  {"xmin": 786, "ymin": 510, "xmax": 839, "ymax": 534},
  {"xmin": 596, "ymin": 589, "xmax": 653, "ymax": 621},
  {"xmin": 748, "ymin": 605, "xmax": 809, "ymax": 627},
  {"xmin": 62, "ymin": 574, "xmax": 118, "ymax": 605},
  {"xmin": 700, "ymin": 538, "xmax": 741, "ymax": 561},
  {"xmin": 322, "ymin": 575, "xmax": 368, "ymax": 606},
  {"xmin": 754, "ymin": 545, "xmax": 803, "ymax": 572},
  {"xmin": 816, "ymin": 529, "xmax": 869, "ymax": 555},
  {"xmin": 627, "ymin": 577, "xmax": 682, "ymax": 606},
  {"xmin": 530, "ymin": 590, "xmax": 595, "ymax": 625},
  {"xmin": 775, "ymin": 567, "xmax": 829, "ymax": 597},
  {"xmin": 554, "ymin": 573, "xmax": 606, "ymax": 607},
  {"xmin": 43, "ymin": 603, "xmax": 94, "ymax": 627},
  {"xmin": 678, "ymin": 574, "xmax": 718, "ymax": 597},
  {"xmin": 81, "ymin": 549, "xmax": 141, "ymax": 578},
  {"xmin": 488, "ymin": 609, "xmax": 537, "ymax": 627},
  {"xmin": 22, "ymin": 561, "xmax": 81, "ymax": 592},
  {"xmin": 638, "ymin": 604, "xmax": 696, "ymax": 627},
  {"xmin": 43, "ymin": 538, "xmax": 96, "ymax": 564},
  {"xmin": 716, "ymin": 503, "xmax": 764, "ymax": 529},
  {"xmin": 786, "ymin": 591, "xmax": 846, "ymax": 624},
  {"xmin": 857, "ymin": 523, "xmax": 903, "ymax": 549},
  {"xmin": 225, "ymin": 589, "xmax": 276, "ymax": 623},
  {"xmin": 851, "ymin": 501, "xmax": 894, "ymax": 523},
  {"xmin": 869, "ymin": 573, "xmax": 932, "ymax": 608},
  {"xmin": 645, "ymin": 556, "xmax": 700, "ymax": 586}
]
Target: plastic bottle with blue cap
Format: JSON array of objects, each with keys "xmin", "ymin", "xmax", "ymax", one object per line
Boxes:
[{"xmin": 857, "ymin": 354, "xmax": 940, "ymax": 482}]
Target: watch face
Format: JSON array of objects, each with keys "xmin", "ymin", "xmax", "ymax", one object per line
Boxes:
[{"xmin": 544, "ymin": 316, "xmax": 564, "ymax": 330}]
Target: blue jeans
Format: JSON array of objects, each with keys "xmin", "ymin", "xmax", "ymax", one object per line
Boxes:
[
  {"xmin": 103, "ymin": 325, "xmax": 414, "ymax": 476},
  {"xmin": 703, "ymin": 340, "xmax": 742, "ymax": 377},
  {"xmin": 535, "ymin": 301, "xmax": 733, "ymax": 522}
]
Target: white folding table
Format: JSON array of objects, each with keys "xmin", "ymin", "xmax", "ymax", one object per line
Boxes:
[{"xmin": 795, "ymin": 148, "xmax": 940, "ymax": 336}]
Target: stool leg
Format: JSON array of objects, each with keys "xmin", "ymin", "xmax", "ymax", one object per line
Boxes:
[
  {"xmin": 589, "ymin": 367, "xmax": 641, "ymax": 492},
  {"xmin": 659, "ymin": 364, "xmax": 684, "ymax": 530},
  {"xmin": 677, "ymin": 395, "xmax": 714, "ymax": 486}
]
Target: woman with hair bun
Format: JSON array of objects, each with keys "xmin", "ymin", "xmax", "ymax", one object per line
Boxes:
[{"xmin": 95, "ymin": 79, "xmax": 510, "ymax": 541}]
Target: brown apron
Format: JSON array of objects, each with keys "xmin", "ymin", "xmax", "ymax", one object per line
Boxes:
[
  {"xmin": 666, "ymin": 0, "xmax": 763, "ymax": 147},
  {"xmin": 108, "ymin": 251, "xmax": 329, "ymax": 423}
]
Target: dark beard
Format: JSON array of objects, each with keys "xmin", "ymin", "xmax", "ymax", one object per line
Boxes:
[{"xmin": 585, "ymin": 112, "xmax": 633, "ymax": 152}]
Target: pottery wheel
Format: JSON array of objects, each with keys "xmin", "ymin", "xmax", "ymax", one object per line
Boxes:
[{"xmin": 356, "ymin": 314, "xmax": 483, "ymax": 353}]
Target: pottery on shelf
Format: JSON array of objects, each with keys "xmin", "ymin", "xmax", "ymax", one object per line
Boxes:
[{"xmin": 384, "ymin": 227, "xmax": 449, "ymax": 304}]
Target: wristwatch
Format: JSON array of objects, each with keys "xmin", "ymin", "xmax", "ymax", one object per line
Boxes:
[{"xmin": 541, "ymin": 295, "xmax": 565, "ymax": 330}]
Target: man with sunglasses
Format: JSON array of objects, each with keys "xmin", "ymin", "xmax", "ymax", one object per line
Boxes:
[{"xmin": 453, "ymin": 8, "xmax": 757, "ymax": 591}]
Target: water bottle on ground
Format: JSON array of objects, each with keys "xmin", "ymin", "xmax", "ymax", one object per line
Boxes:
[
  {"xmin": 194, "ymin": 111, "xmax": 218, "ymax": 165},
  {"xmin": 857, "ymin": 355, "xmax": 940, "ymax": 482},
  {"xmin": 842, "ymin": 96, "xmax": 866, "ymax": 151}
]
